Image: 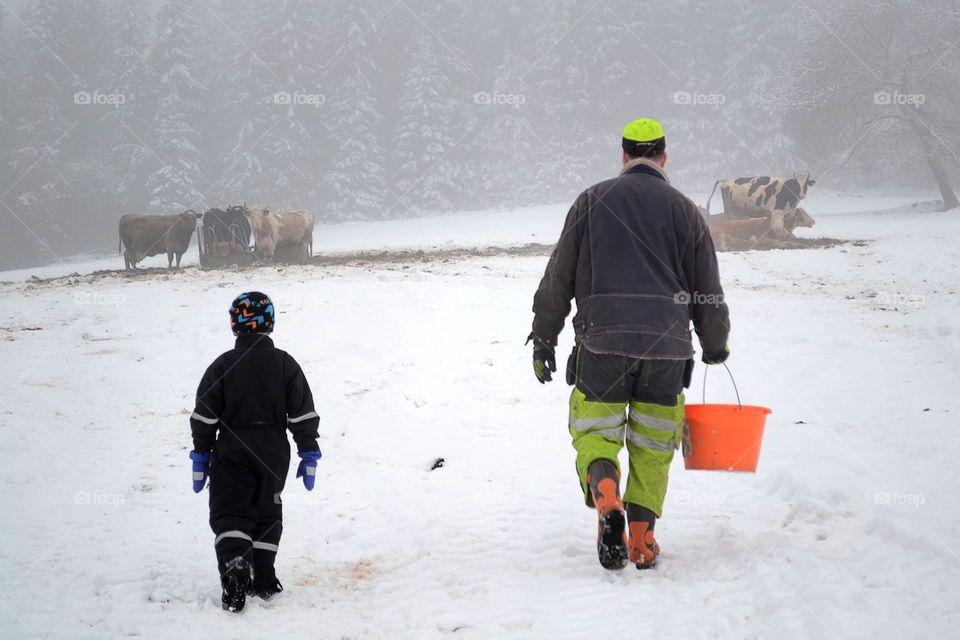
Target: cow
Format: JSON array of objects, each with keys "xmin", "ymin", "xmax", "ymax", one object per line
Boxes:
[
  {"xmin": 709, "ymin": 206, "xmax": 816, "ymax": 251},
  {"xmin": 244, "ymin": 207, "xmax": 314, "ymax": 262},
  {"xmin": 705, "ymin": 174, "xmax": 816, "ymax": 235},
  {"xmin": 118, "ymin": 210, "xmax": 201, "ymax": 269}
]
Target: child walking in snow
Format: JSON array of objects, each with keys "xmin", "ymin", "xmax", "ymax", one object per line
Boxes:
[{"xmin": 189, "ymin": 291, "xmax": 321, "ymax": 612}]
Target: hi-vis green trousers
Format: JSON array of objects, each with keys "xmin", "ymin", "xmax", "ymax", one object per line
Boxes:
[{"xmin": 567, "ymin": 345, "xmax": 687, "ymax": 516}]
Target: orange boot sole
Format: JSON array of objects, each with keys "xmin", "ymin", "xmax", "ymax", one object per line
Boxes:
[{"xmin": 592, "ymin": 477, "xmax": 627, "ymax": 570}]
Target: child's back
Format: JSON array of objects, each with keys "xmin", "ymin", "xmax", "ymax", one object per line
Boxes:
[{"xmin": 188, "ymin": 292, "xmax": 320, "ymax": 612}]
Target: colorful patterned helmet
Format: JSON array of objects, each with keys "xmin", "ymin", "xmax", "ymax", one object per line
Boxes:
[{"xmin": 229, "ymin": 291, "xmax": 275, "ymax": 335}]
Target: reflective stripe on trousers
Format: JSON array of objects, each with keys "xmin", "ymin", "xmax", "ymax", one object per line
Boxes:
[
  {"xmin": 628, "ymin": 400, "xmax": 684, "ymax": 450},
  {"xmin": 215, "ymin": 530, "xmax": 252, "ymax": 546}
]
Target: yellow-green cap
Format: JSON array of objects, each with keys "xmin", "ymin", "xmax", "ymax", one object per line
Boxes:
[{"xmin": 622, "ymin": 118, "xmax": 664, "ymax": 142}]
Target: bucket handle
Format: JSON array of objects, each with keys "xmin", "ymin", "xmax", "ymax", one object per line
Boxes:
[{"xmin": 701, "ymin": 362, "xmax": 742, "ymax": 409}]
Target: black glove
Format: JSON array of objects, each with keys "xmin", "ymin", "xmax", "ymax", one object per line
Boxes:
[
  {"xmin": 527, "ymin": 332, "xmax": 556, "ymax": 383},
  {"xmin": 702, "ymin": 345, "xmax": 730, "ymax": 365}
]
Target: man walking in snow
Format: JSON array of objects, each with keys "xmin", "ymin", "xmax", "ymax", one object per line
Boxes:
[
  {"xmin": 189, "ymin": 291, "xmax": 322, "ymax": 611},
  {"xmin": 529, "ymin": 118, "xmax": 730, "ymax": 570}
]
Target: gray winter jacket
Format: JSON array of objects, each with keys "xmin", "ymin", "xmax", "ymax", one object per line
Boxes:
[{"xmin": 532, "ymin": 159, "xmax": 729, "ymax": 359}]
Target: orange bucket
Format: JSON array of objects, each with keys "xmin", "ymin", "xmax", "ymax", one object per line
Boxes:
[{"xmin": 683, "ymin": 403, "xmax": 771, "ymax": 472}]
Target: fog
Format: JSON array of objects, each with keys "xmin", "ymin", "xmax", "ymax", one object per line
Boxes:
[{"xmin": 1, "ymin": 0, "xmax": 958, "ymax": 269}]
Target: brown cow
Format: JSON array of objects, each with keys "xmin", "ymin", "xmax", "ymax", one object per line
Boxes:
[
  {"xmin": 245, "ymin": 208, "xmax": 314, "ymax": 262},
  {"xmin": 710, "ymin": 207, "xmax": 816, "ymax": 251},
  {"xmin": 118, "ymin": 210, "xmax": 201, "ymax": 269}
]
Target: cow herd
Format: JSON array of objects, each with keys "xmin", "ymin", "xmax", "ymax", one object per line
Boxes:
[
  {"xmin": 117, "ymin": 174, "xmax": 818, "ymax": 269},
  {"xmin": 699, "ymin": 174, "xmax": 817, "ymax": 251},
  {"xmin": 118, "ymin": 206, "xmax": 314, "ymax": 270}
]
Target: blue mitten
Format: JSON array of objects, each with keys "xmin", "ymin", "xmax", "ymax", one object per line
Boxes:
[
  {"xmin": 189, "ymin": 451, "xmax": 211, "ymax": 493},
  {"xmin": 296, "ymin": 451, "xmax": 322, "ymax": 491}
]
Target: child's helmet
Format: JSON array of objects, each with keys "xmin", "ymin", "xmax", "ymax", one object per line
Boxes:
[{"xmin": 230, "ymin": 291, "xmax": 275, "ymax": 335}]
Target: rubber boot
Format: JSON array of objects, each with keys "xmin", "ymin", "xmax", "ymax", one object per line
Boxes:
[
  {"xmin": 252, "ymin": 547, "xmax": 280, "ymax": 599},
  {"xmin": 626, "ymin": 503, "xmax": 660, "ymax": 569},
  {"xmin": 221, "ymin": 556, "xmax": 253, "ymax": 612},
  {"xmin": 587, "ymin": 459, "xmax": 628, "ymax": 570},
  {"xmin": 253, "ymin": 578, "xmax": 284, "ymax": 601}
]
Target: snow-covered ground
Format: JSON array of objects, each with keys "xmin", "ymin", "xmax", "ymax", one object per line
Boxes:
[{"xmin": 1, "ymin": 195, "xmax": 958, "ymax": 639}]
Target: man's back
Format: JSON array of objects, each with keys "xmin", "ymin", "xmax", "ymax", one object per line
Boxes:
[{"xmin": 533, "ymin": 158, "xmax": 728, "ymax": 359}]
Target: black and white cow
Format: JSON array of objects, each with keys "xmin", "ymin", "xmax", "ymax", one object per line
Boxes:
[{"xmin": 704, "ymin": 175, "xmax": 816, "ymax": 236}]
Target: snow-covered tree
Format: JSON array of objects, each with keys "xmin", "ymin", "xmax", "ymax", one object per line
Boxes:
[
  {"xmin": 55, "ymin": 0, "xmax": 131, "ymax": 241},
  {"xmin": 391, "ymin": 24, "xmax": 462, "ymax": 215},
  {"xmin": 5, "ymin": 0, "xmax": 83, "ymax": 262},
  {"xmin": 323, "ymin": 1, "xmax": 388, "ymax": 220},
  {"xmin": 144, "ymin": 0, "xmax": 209, "ymax": 213},
  {"xmin": 216, "ymin": 0, "xmax": 329, "ymax": 212},
  {"xmin": 0, "ymin": 3, "xmax": 8, "ymax": 185},
  {"xmin": 525, "ymin": 0, "xmax": 599, "ymax": 195},
  {"xmin": 786, "ymin": 0, "xmax": 960, "ymax": 208},
  {"xmin": 469, "ymin": 44, "xmax": 542, "ymax": 206},
  {"xmin": 96, "ymin": 0, "xmax": 156, "ymax": 215}
]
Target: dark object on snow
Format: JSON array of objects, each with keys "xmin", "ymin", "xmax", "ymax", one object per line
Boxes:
[
  {"xmin": 198, "ymin": 206, "xmax": 255, "ymax": 268},
  {"xmin": 430, "ymin": 457, "xmax": 445, "ymax": 471}
]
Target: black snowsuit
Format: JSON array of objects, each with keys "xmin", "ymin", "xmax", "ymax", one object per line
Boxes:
[{"xmin": 190, "ymin": 333, "xmax": 320, "ymax": 588}]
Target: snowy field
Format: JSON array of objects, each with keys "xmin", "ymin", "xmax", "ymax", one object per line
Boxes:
[
  {"xmin": 0, "ymin": 189, "xmax": 933, "ymax": 282},
  {"xmin": 1, "ymin": 195, "xmax": 959, "ymax": 639}
]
